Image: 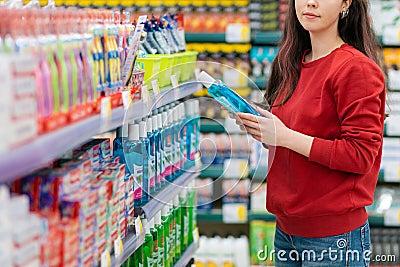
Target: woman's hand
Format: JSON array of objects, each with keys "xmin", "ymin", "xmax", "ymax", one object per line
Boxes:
[{"xmin": 236, "ymin": 107, "xmax": 290, "ymax": 147}]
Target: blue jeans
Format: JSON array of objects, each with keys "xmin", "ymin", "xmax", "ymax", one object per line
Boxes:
[{"xmin": 274, "ymin": 221, "xmax": 370, "ymax": 267}]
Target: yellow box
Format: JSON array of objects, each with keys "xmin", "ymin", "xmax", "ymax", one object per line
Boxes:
[{"xmin": 146, "ymin": 54, "xmax": 175, "ymax": 88}]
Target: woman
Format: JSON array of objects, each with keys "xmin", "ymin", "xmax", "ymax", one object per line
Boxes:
[{"xmin": 237, "ymin": 0, "xmax": 385, "ymax": 266}]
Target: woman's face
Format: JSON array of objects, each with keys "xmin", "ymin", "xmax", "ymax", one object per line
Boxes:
[{"xmin": 295, "ymin": 0, "xmax": 351, "ymax": 34}]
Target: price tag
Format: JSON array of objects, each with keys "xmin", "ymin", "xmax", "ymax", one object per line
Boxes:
[
  {"xmin": 194, "ymin": 68, "xmax": 200, "ymax": 81},
  {"xmin": 122, "ymin": 90, "xmax": 131, "ymax": 110},
  {"xmin": 170, "ymin": 74, "xmax": 179, "ymax": 88},
  {"xmin": 222, "ymin": 203, "xmax": 248, "ymax": 224},
  {"xmin": 193, "ymin": 228, "xmax": 200, "ymax": 244},
  {"xmin": 384, "ymin": 208, "xmax": 400, "ymax": 226},
  {"xmin": 100, "ymin": 97, "xmax": 111, "ymax": 119},
  {"xmin": 223, "ymin": 158, "xmax": 249, "ymax": 179},
  {"xmin": 225, "ymin": 23, "xmax": 251, "ymax": 43},
  {"xmin": 114, "ymin": 237, "xmax": 124, "ymax": 257},
  {"xmin": 100, "ymin": 249, "xmax": 111, "ymax": 267},
  {"xmin": 151, "ymin": 80, "xmax": 160, "ymax": 95},
  {"xmin": 141, "ymin": 85, "xmax": 150, "ymax": 104},
  {"xmin": 135, "ymin": 216, "xmax": 143, "ymax": 235}
]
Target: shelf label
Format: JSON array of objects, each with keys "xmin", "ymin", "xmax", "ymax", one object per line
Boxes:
[
  {"xmin": 222, "ymin": 203, "xmax": 248, "ymax": 223},
  {"xmin": 384, "ymin": 208, "xmax": 400, "ymax": 226},
  {"xmin": 194, "ymin": 68, "xmax": 200, "ymax": 81},
  {"xmin": 151, "ymin": 80, "xmax": 160, "ymax": 96},
  {"xmin": 101, "ymin": 249, "xmax": 111, "ymax": 267},
  {"xmin": 171, "ymin": 74, "xmax": 179, "ymax": 88},
  {"xmin": 142, "ymin": 85, "xmax": 150, "ymax": 104},
  {"xmin": 135, "ymin": 216, "xmax": 143, "ymax": 235},
  {"xmin": 225, "ymin": 23, "xmax": 250, "ymax": 43},
  {"xmin": 122, "ymin": 90, "xmax": 131, "ymax": 110},
  {"xmin": 114, "ymin": 237, "xmax": 124, "ymax": 257},
  {"xmin": 193, "ymin": 228, "xmax": 200, "ymax": 244},
  {"xmin": 100, "ymin": 97, "xmax": 111, "ymax": 120}
]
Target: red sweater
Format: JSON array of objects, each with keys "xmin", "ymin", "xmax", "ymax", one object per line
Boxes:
[{"xmin": 268, "ymin": 44, "xmax": 386, "ymax": 238}]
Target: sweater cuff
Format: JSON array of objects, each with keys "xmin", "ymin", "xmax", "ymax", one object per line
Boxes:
[{"xmin": 309, "ymin": 137, "xmax": 333, "ymax": 167}]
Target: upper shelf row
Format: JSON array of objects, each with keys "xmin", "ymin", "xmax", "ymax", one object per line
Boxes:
[{"xmin": 0, "ymin": 82, "xmax": 203, "ymax": 184}]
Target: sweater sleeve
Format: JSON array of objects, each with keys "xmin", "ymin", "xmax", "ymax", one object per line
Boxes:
[{"xmin": 308, "ymin": 57, "xmax": 385, "ymax": 174}]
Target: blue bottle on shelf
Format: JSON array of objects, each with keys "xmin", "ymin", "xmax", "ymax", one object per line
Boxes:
[
  {"xmin": 198, "ymin": 71, "xmax": 263, "ymax": 116},
  {"xmin": 113, "ymin": 124, "xmax": 128, "ymax": 166},
  {"xmin": 162, "ymin": 109, "xmax": 174, "ymax": 183},
  {"xmin": 156, "ymin": 113, "xmax": 165, "ymax": 188},
  {"xmin": 152, "ymin": 115, "xmax": 161, "ymax": 192},
  {"xmin": 146, "ymin": 116, "xmax": 156, "ymax": 195},
  {"xmin": 184, "ymin": 101, "xmax": 194, "ymax": 170},
  {"xmin": 139, "ymin": 121, "xmax": 150, "ymax": 204},
  {"xmin": 125, "ymin": 124, "xmax": 143, "ymax": 207}
]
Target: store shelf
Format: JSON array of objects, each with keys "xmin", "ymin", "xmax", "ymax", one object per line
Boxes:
[
  {"xmin": 199, "ymin": 165, "xmax": 225, "ymax": 178},
  {"xmin": 141, "ymin": 166, "xmax": 200, "ymax": 220},
  {"xmin": 252, "ymin": 31, "xmax": 282, "ymax": 45},
  {"xmin": 200, "ymin": 119, "xmax": 226, "ymax": 133},
  {"xmin": 0, "ymin": 82, "xmax": 202, "ymax": 184},
  {"xmin": 248, "ymin": 212, "xmax": 276, "ymax": 222},
  {"xmin": 173, "ymin": 241, "xmax": 198, "ymax": 267},
  {"xmin": 197, "ymin": 209, "xmax": 224, "ymax": 222},
  {"xmin": 368, "ymin": 214, "xmax": 385, "ymax": 227},
  {"xmin": 185, "ymin": 33, "xmax": 226, "ymax": 43},
  {"xmin": 111, "ymin": 231, "xmax": 145, "ymax": 266}
]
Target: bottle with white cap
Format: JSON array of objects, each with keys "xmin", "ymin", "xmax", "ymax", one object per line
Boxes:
[
  {"xmin": 151, "ymin": 115, "xmax": 160, "ymax": 192},
  {"xmin": 178, "ymin": 103, "xmax": 187, "ymax": 173},
  {"xmin": 146, "ymin": 116, "xmax": 156, "ymax": 195},
  {"xmin": 184, "ymin": 100, "xmax": 194, "ymax": 169},
  {"xmin": 156, "ymin": 113, "xmax": 165, "ymax": 188},
  {"xmin": 173, "ymin": 195, "xmax": 182, "ymax": 262},
  {"xmin": 139, "ymin": 120, "xmax": 150, "ymax": 204},
  {"xmin": 163, "ymin": 107, "xmax": 174, "ymax": 183},
  {"xmin": 113, "ymin": 123, "xmax": 129, "ymax": 165},
  {"xmin": 126, "ymin": 123, "xmax": 143, "ymax": 207},
  {"xmin": 155, "ymin": 211, "xmax": 164, "ymax": 267},
  {"xmin": 172, "ymin": 104, "xmax": 181, "ymax": 178}
]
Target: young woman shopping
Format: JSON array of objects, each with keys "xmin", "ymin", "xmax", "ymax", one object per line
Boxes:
[{"xmin": 237, "ymin": 0, "xmax": 386, "ymax": 266}]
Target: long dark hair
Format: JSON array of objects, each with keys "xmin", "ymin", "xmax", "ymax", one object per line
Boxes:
[{"xmin": 266, "ymin": 0, "xmax": 382, "ymax": 107}]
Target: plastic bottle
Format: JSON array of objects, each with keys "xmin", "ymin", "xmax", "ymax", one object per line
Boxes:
[
  {"xmin": 187, "ymin": 180, "xmax": 195, "ymax": 245},
  {"xmin": 150, "ymin": 216, "xmax": 159, "ymax": 265},
  {"xmin": 161, "ymin": 205, "xmax": 171, "ymax": 267},
  {"xmin": 180, "ymin": 188, "xmax": 188, "ymax": 252},
  {"xmin": 146, "ymin": 117, "xmax": 156, "ymax": 195},
  {"xmin": 139, "ymin": 121, "xmax": 150, "ymax": 204},
  {"xmin": 184, "ymin": 101, "xmax": 193, "ymax": 170},
  {"xmin": 155, "ymin": 211, "xmax": 164, "ymax": 267},
  {"xmin": 125, "ymin": 123, "xmax": 143, "ymax": 207},
  {"xmin": 113, "ymin": 123, "xmax": 129, "ymax": 165},
  {"xmin": 198, "ymin": 71, "xmax": 262, "ymax": 116},
  {"xmin": 193, "ymin": 99, "xmax": 201, "ymax": 166},
  {"xmin": 168, "ymin": 201, "xmax": 175, "ymax": 264},
  {"xmin": 143, "ymin": 218, "xmax": 154, "ymax": 267},
  {"xmin": 156, "ymin": 113, "xmax": 165, "ymax": 188},
  {"xmin": 174, "ymin": 195, "xmax": 181, "ymax": 263},
  {"xmin": 173, "ymin": 105, "xmax": 182, "ymax": 178},
  {"xmin": 179, "ymin": 103, "xmax": 187, "ymax": 173},
  {"xmin": 152, "ymin": 115, "xmax": 160, "ymax": 191},
  {"xmin": 162, "ymin": 109, "xmax": 173, "ymax": 182}
]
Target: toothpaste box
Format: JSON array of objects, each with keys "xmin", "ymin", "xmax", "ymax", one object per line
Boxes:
[{"xmin": 87, "ymin": 138, "xmax": 112, "ymax": 163}]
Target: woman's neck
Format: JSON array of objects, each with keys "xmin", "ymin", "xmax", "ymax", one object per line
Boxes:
[{"xmin": 306, "ymin": 32, "xmax": 344, "ymax": 62}]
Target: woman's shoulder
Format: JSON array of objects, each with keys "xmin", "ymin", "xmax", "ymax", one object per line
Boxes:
[{"xmin": 334, "ymin": 44, "xmax": 379, "ymax": 68}]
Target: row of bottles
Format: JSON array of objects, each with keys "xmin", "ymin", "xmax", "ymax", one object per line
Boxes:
[
  {"xmin": 122, "ymin": 185, "xmax": 198, "ymax": 267},
  {"xmin": 113, "ymin": 99, "xmax": 200, "ymax": 207}
]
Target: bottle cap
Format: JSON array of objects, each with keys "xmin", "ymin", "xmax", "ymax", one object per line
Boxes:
[
  {"xmin": 152, "ymin": 116, "xmax": 158, "ymax": 131},
  {"xmin": 157, "ymin": 114, "xmax": 162, "ymax": 130},
  {"xmin": 162, "ymin": 111, "xmax": 168, "ymax": 127},
  {"xmin": 146, "ymin": 118, "xmax": 152, "ymax": 133},
  {"xmin": 139, "ymin": 121, "xmax": 147, "ymax": 138},
  {"xmin": 198, "ymin": 71, "xmax": 215, "ymax": 89},
  {"xmin": 128, "ymin": 124, "xmax": 139, "ymax": 141}
]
